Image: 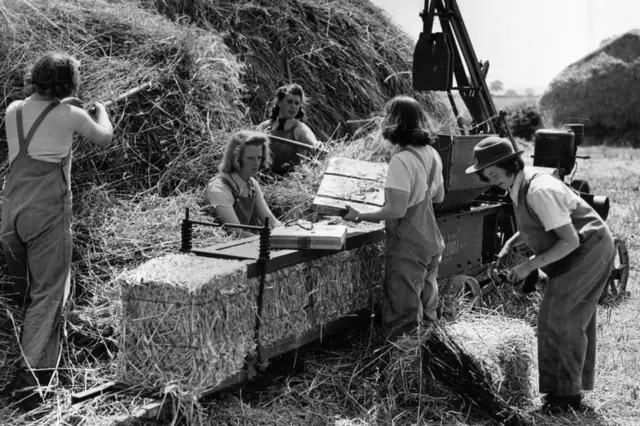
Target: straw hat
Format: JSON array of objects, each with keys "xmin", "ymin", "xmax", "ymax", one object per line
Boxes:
[{"xmin": 465, "ymin": 136, "xmax": 524, "ymax": 174}]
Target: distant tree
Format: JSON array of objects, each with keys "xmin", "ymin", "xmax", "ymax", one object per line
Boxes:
[
  {"xmin": 504, "ymin": 89, "xmax": 518, "ymax": 97},
  {"xmin": 524, "ymin": 87, "xmax": 535, "ymax": 96},
  {"xmin": 489, "ymin": 80, "xmax": 504, "ymax": 93}
]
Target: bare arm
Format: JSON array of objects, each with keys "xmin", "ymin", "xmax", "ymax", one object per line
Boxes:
[
  {"xmin": 433, "ymin": 182, "xmax": 445, "ymax": 204},
  {"xmin": 68, "ymin": 101, "xmax": 113, "ymax": 148},
  {"xmin": 294, "ymin": 122, "xmax": 320, "ymax": 147},
  {"xmin": 507, "ymin": 224, "xmax": 580, "ymax": 281},
  {"xmin": 344, "ymin": 188, "xmax": 409, "ymax": 222}
]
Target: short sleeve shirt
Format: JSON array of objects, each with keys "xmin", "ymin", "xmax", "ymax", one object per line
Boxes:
[
  {"xmin": 205, "ymin": 172, "xmax": 259, "ymax": 208},
  {"xmin": 510, "ymin": 169, "xmax": 578, "ymax": 231},
  {"xmin": 385, "ymin": 145, "xmax": 443, "ymax": 207}
]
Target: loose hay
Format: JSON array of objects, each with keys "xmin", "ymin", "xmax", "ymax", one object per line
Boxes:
[{"xmin": 382, "ymin": 313, "xmax": 536, "ymax": 425}]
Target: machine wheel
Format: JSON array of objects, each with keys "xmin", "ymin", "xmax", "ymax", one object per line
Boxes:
[
  {"xmin": 571, "ymin": 179, "xmax": 591, "ymax": 194},
  {"xmin": 438, "ymin": 275, "xmax": 483, "ymax": 319},
  {"xmin": 599, "ymin": 238, "xmax": 630, "ymax": 304}
]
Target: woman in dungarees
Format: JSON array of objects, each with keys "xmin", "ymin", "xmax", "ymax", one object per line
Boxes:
[
  {"xmin": 1, "ymin": 53, "xmax": 113, "ymax": 409},
  {"xmin": 466, "ymin": 136, "xmax": 615, "ymax": 413},
  {"xmin": 205, "ymin": 131, "xmax": 281, "ymax": 238},
  {"xmin": 257, "ymin": 83, "xmax": 320, "ymax": 175},
  {"xmin": 343, "ymin": 96, "xmax": 445, "ymax": 341}
]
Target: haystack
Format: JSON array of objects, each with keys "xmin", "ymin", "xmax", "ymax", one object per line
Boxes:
[
  {"xmin": 1, "ymin": 0, "xmax": 247, "ymax": 195},
  {"xmin": 143, "ymin": 0, "xmax": 454, "ymax": 140},
  {"xmin": 540, "ymin": 29, "xmax": 640, "ymax": 144}
]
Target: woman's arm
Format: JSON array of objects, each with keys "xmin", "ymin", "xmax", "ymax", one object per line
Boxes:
[
  {"xmin": 507, "ymin": 224, "xmax": 580, "ymax": 282},
  {"xmin": 343, "ymin": 188, "xmax": 409, "ymax": 223},
  {"xmin": 294, "ymin": 122, "xmax": 320, "ymax": 147},
  {"xmin": 254, "ymin": 184, "xmax": 281, "ymax": 227},
  {"xmin": 70, "ymin": 102, "xmax": 113, "ymax": 148}
]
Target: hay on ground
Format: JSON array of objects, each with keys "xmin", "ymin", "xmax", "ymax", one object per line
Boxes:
[{"xmin": 382, "ymin": 313, "xmax": 536, "ymax": 425}]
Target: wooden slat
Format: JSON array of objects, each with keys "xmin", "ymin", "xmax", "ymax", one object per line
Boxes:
[
  {"xmin": 324, "ymin": 157, "xmax": 387, "ymax": 181},
  {"xmin": 316, "ymin": 175, "xmax": 385, "ymax": 206},
  {"xmin": 312, "ymin": 196, "xmax": 383, "ymax": 216}
]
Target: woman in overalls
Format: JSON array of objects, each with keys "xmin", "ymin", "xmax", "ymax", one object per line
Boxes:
[
  {"xmin": 1, "ymin": 52, "xmax": 113, "ymax": 409},
  {"xmin": 257, "ymin": 83, "xmax": 320, "ymax": 175},
  {"xmin": 466, "ymin": 136, "xmax": 615, "ymax": 413},
  {"xmin": 343, "ymin": 96, "xmax": 445, "ymax": 341},
  {"xmin": 205, "ymin": 131, "xmax": 281, "ymax": 238}
]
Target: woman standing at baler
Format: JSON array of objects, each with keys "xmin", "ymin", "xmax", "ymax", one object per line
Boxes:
[
  {"xmin": 465, "ymin": 136, "xmax": 615, "ymax": 413},
  {"xmin": 343, "ymin": 95, "xmax": 445, "ymax": 342},
  {"xmin": 1, "ymin": 52, "xmax": 113, "ymax": 409}
]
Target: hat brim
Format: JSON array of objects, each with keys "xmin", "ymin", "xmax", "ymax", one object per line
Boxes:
[{"xmin": 465, "ymin": 149, "xmax": 525, "ymax": 174}]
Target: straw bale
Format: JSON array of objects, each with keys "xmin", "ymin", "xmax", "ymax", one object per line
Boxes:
[
  {"xmin": 118, "ymin": 253, "xmax": 255, "ymax": 394},
  {"xmin": 540, "ymin": 29, "xmax": 640, "ymax": 143},
  {"xmin": 448, "ymin": 313, "xmax": 538, "ymax": 407},
  {"xmin": 310, "ymin": 243, "xmax": 384, "ymax": 323},
  {"xmin": 258, "ymin": 264, "xmax": 313, "ymax": 346}
]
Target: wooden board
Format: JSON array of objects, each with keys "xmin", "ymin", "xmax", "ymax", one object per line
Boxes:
[
  {"xmin": 270, "ymin": 224, "xmax": 347, "ymax": 250},
  {"xmin": 313, "ymin": 157, "xmax": 387, "ymax": 216}
]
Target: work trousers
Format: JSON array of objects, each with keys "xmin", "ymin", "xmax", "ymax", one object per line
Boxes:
[
  {"xmin": 383, "ymin": 253, "xmax": 440, "ymax": 341},
  {"xmin": 1, "ymin": 197, "xmax": 72, "ymax": 371},
  {"xmin": 537, "ymin": 238, "xmax": 614, "ymax": 396}
]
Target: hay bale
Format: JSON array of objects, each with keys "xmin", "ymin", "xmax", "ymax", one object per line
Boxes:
[
  {"xmin": 118, "ymin": 253, "xmax": 255, "ymax": 394},
  {"xmin": 448, "ymin": 313, "xmax": 538, "ymax": 406},
  {"xmin": 382, "ymin": 314, "xmax": 536, "ymax": 424},
  {"xmin": 540, "ymin": 29, "xmax": 640, "ymax": 144},
  {"xmin": 117, "ymin": 236, "xmax": 385, "ymax": 397}
]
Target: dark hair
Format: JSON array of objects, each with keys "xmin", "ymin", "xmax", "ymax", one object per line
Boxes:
[
  {"xmin": 381, "ymin": 96, "xmax": 435, "ymax": 147},
  {"xmin": 269, "ymin": 83, "xmax": 306, "ymax": 121},
  {"xmin": 26, "ymin": 53, "xmax": 80, "ymax": 99},
  {"xmin": 476, "ymin": 157, "xmax": 525, "ymax": 182}
]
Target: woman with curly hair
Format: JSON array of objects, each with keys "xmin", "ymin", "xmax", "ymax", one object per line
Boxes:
[
  {"xmin": 257, "ymin": 83, "xmax": 320, "ymax": 175},
  {"xmin": 343, "ymin": 96, "xmax": 445, "ymax": 341},
  {"xmin": 1, "ymin": 52, "xmax": 113, "ymax": 409},
  {"xmin": 205, "ymin": 130, "xmax": 281, "ymax": 238}
]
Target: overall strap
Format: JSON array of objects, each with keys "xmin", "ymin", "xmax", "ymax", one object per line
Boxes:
[
  {"xmin": 403, "ymin": 145, "xmax": 438, "ymax": 190},
  {"xmin": 16, "ymin": 100, "xmax": 60, "ymax": 153}
]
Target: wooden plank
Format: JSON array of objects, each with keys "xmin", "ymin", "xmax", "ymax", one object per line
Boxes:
[
  {"xmin": 312, "ymin": 196, "xmax": 382, "ymax": 216},
  {"xmin": 316, "ymin": 175, "xmax": 385, "ymax": 206},
  {"xmin": 324, "ymin": 157, "xmax": 387, "ymax": 181}
]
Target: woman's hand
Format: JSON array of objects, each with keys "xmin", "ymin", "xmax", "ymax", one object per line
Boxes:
[
  {"xmin": 342, "ymin": 205, "xmax": 361, "ymax": 222},
  {"xmin": 507, "ymin": 261, "xmax": 534, "ymax": 283}
]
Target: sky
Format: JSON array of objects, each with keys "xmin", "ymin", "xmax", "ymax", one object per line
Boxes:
[{"xmin": 370, "ymin": 0, "xmax": 640, "ymax": 94}]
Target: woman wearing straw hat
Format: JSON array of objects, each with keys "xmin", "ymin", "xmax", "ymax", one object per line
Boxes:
[
  {"xmin": 1, "ymin": 52, "xmax": 113, "ymax": 409},
  {"xmin": 343, "ymin": 96, "xmax": 445, "ymax": 342},
  {"xmin": 257, "ymin": 83, "xmax": 321, "ymax": 175},
  {"xmin": 465, "ymin": 136, "xmax": 615, "ymax": 413},
  {"xmin": 205, "ymin": 130, "xmax": 281, "ymax": 238}
]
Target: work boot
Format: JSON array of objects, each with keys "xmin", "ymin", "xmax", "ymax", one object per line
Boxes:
[
  {"xmin": 541, "ymin": 393, "xmax": 582, "ymax": 414},
  {"xmin": 9, "ymin": 368, "xmax": 53, "ymax": 411}
]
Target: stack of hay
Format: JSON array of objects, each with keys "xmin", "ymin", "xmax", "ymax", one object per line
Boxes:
[{"xmin": 117, "ymin": 232, "xmax": 386, "ymax": 401}]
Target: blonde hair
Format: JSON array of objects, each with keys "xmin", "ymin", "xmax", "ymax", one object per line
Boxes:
[{"xmin": 219, "ymin": 130, "xmax": 272, "ymax": 173}]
